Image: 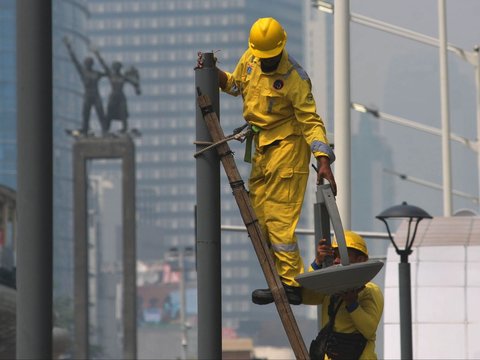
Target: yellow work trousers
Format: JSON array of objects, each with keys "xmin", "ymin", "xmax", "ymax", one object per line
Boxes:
[{"xmin": 249, "ymin": 134, "xmax": 310, "ymax": 287}]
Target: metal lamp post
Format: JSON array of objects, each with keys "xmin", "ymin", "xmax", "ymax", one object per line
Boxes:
[{"xmin": 376, "ymin": 202, "xmax": 432, "ymax": 360}]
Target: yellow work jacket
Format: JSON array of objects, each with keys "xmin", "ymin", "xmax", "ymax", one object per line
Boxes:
[
  {"xmin": 222, "ymin": 49, "xmax": 335, "ymax": 162},
  {"xmin": 303, "ymin": 275, "xmax": 384, "ymax": 360}
]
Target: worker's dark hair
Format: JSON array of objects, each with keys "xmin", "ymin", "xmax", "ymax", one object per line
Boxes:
[
  {"xmin": 349, "ymin": 247, "xmax": 368, "ymax": 259},
  {"xmin": 333, "ymin": 247, "xmax": 368, "ymax": 259}
]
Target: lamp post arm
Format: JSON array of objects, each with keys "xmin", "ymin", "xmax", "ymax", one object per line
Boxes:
[
  {"xmin": 351, "ymin": 13, "xmax": 438, "ymax": 47},
  {"xmin": 378, "ymin": 218, "xmax": 401, "ymax": 254},
  {"xmin": 403, "ymin": 217, "xmax": 425, "ymax": 256},
  {"xmin": 315, "ymin": 1, "xmax": 476, "ymax": 66},
  {"xmin": 352, "ymin": 102, "xmax": 477, "ymax": 150},
  {"xmin": 376, "ymin": 110, "xmax": 474, "ymax": 148},
  {"xmin": 350, "ymin": 12, "xmax": 470, "ymax": 62},
  {"xmin": 404, "ymin": 218, "xmax": 415, "ymax": 252},
  {"xmin": 383, "ymin": 168, "xmax": 480, "ymax": 203}
]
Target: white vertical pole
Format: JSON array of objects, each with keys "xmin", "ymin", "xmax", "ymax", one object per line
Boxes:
[
  {"xmin": 475, "ymin": 47, "xmax": 480, "ymax": 212},
  {"xmin": 334, "ymin": 0, "xmax": 351, "ymax": 228},
  {"xmin": 438, "ymin": 0, "xmax": 453, "ymax": 216}
]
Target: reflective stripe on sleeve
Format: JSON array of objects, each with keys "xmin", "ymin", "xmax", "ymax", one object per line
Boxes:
[{"xmin": 311, "ymin": 140, "xmax": 336, "ymax": 163}]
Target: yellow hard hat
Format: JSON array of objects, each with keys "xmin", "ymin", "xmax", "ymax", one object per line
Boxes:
[
  {"xmin": 332, "ymin": 230, "xmax": 368, "ymax": 256},
  {"xmin": 248, "ymin": 17, "xmax": 287, "ymax": 58}
]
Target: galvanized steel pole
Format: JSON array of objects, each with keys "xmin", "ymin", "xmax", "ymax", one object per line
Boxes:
[
  {"xmin": 16, "ymin": 0, "xmax": 53, "ymax": 358},
  {"xmin": 195, "ymin": 52, "xmax": 222, "ymax": 360},
  {"xmin": 334, "ymin": 0, "xmax": 352, "ymax": 228},
  {"xmin": 398, "ymin": 258, "xmax": 413, "ymax": 359}
]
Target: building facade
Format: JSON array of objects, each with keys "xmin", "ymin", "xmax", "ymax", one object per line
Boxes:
[{"xmin": 0, "ymin": 1, "xmax": 16, "ymax": 189}]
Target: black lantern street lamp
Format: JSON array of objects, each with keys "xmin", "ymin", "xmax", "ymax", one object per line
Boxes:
[{"xmin": 376, "ymin": 202, "xmax": 432, "ymax": 360}]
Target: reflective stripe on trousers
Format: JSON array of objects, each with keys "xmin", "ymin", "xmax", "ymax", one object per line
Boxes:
[{"xmin": 249, "ymin": 135, "xmax": 310, "ymax": 287}]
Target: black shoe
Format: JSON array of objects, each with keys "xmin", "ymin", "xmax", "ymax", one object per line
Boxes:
[{"xmin": 252, "ymin": 284, "xmax": 302, "ymax": 305}]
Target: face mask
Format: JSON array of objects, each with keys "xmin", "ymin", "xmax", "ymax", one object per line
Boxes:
[{"xmin": 260, "ymin": 52, "xmax": 282, "ymax": 73}]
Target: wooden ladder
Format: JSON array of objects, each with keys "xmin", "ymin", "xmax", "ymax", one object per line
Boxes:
[{"xmin": 197, "ymin": 92, "xmax": 310, "ymax": 359}]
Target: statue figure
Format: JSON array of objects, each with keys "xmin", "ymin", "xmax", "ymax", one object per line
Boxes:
[
  {"xmin": 92, "ymin": 49, "xmax": 141, "ymax": 133},
  {"xmin": 63, "ymin": 37, "xmax": 107, "ymax": 135}
]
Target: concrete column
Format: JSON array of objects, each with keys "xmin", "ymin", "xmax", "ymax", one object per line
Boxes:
[{"xmin": 73, "ymin": 137, "xmax": 136, "ymax": 359}]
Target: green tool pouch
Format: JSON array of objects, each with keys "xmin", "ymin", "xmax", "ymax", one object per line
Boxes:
[{"xmin": 243, "ymin": 124, "xmax": 260, "ymax": 163}]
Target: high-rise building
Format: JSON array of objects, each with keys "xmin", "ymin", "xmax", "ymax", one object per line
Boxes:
[
  {"xmin": 0, "ymin": 0, "xmax": 16, "ymax": 189},
  {"xmin": 52, "ymin": 0, "xmax": 91, "ymax": 298}
]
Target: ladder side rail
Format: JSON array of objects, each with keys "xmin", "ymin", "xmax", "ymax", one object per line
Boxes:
[{"xmin": 197, "ymin": 94, "xmax": 310, "ymax": 359}]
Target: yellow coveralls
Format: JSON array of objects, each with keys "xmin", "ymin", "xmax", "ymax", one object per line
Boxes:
[
  {"xmin": 303, "ymin": 281, "xmax": 384, "ymax": 360},
  {"xmin": 222, "ymin": 49, "xmax": 335, "ymax": 287}
]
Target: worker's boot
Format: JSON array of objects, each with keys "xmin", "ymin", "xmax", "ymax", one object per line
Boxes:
[{"xmin": 252, "ymin": 284, "xmax": 302, "ymax": 305}]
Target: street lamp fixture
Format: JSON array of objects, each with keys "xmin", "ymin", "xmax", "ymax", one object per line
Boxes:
[
  {"xmin": 311, "ymin": 0, "xmax": 333, "ymax": 13},
  {"xmin": 384, "ymin": 168, "xmax": 480, "ymax": 204},
  {"xmin": 376, "ymin": 202, "xmax": 432, "ymax": 360},
  {"xmin": 377, "ymin": 202, "xmax": 432, "ymax": 261},
  {"xmin": 351, "ymin": 102, "xmax": 379, "ymax": 118},
  {"xmin": 351, "ymin": 101, "xmax": 476, "ymax": 149}
]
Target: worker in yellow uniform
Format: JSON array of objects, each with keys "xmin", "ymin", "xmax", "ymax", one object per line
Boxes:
[
  {"xmin": 217, "ymin": 17, "xmax": 337, "ymax": 305},
  {"xmin": 303, "ymin": 231, "xmax": 384, "ymax": 360}
]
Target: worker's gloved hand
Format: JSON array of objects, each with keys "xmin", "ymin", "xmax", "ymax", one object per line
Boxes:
[
  {"xmin": 316, "ymin": 156, "xmax": 337, "ymax": 195},
  {"xmin": 315, "ymin": 239, "xmax": 334, "ymax": 266},
  {"xmin": 337, "ymin": 286, "xmax": 365, "ymax": 307}
]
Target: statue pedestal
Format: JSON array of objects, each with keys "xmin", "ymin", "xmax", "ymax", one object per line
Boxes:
[{"xmin": 72, "ymin": 135, "xmax": 137, "ymax": 360}]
